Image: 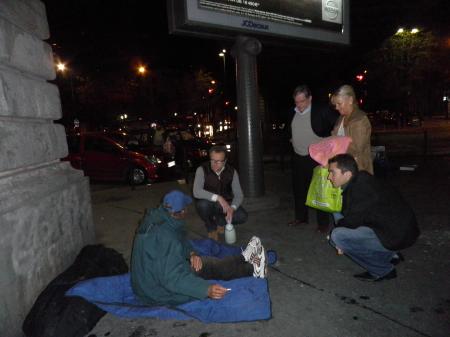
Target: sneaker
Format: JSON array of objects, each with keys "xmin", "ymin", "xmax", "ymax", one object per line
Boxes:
[
  {"xmin": 251, "ymin": 243, "xmax": 268, "ymax": 278},
  {"xmin": 241, "ymin": 236, "xmax": 267, "ymax": 278},
  {"xmin": 241, "ymin": 236, "xmax": 261, "ymax": 262}
]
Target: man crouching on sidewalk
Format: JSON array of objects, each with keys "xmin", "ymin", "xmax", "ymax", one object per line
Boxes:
[{"xmin": 327, "ymin": 154, "xmax": 420, "ymax": 282}]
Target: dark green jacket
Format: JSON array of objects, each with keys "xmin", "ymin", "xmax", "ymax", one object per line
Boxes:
[{"xmin": 130, "ymin": 206, "xmax": 209, "ymax": 306}]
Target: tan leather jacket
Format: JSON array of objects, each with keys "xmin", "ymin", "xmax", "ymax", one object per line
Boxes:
[{"xmin": 332, "ymin": 107, "xmax": 373, "ymax": 174}]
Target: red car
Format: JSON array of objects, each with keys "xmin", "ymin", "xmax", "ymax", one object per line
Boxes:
[{"xmin": 64, "ymin": 132, "xmax": 160, "ymax": 185}]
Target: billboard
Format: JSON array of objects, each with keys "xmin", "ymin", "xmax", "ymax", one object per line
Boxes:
[{"xmin": 168, "ymin": 0, "xmax": 350, "ymax": 45}]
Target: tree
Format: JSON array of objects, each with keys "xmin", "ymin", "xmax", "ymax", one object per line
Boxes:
[{"xmin": 365, "ymin": 29, "xmax": 449, "ymax": 123}]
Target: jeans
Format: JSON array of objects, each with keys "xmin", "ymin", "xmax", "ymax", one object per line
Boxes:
[
  {"xmin": 333, "ymin": 212, "xmax": 344, "ymax": 224},
  {"xmin": 329, "ymin": 226, "xmax": 395, "ymax": 278},
  {"xmin": 196, "ymin": 255, "xmax": 253, "ymax": 280},
  {"xmin": 195, "ymin": 199, "xmax": 248, "ymax": 232}
]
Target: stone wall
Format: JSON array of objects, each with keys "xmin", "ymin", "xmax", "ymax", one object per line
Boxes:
[{"xmin": 0, "ymin": 1, "xmax": 95, "ymax": 336}]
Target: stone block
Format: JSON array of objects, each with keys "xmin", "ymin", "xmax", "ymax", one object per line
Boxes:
[
  {"xmin": 0, "ymin": 0, "xmax": 49, "ymax": 40},
  {"xmin": 0, "ymin": 67, "xmax": 61, "ymax": 119},
  {"xmin": 0, "ymin": 17, "xmax": 55, "ymax": 80},
  {"xmin": 0, "ymin": 162, "xmax": 94, "ymax": 336},
  {"xmin": 0, "ymin": 120, "xmax": 68, "ymax": 172}
]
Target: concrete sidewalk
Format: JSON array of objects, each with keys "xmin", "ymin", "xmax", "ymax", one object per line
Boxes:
[{"xmin": 85, "ymin": 158, "xmax": 450, "ymax": 337}]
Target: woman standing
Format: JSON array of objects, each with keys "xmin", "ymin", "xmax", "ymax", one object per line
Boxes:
[{"xmin": 331, "ymin": 85, "xmax": 374, "ymax": 174}]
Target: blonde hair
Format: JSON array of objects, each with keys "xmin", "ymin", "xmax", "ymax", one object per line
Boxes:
[{"xmin": 335, "ymin": 85, "xmax": 358, "ymax": 107}]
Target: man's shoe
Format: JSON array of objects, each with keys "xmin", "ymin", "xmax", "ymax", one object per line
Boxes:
[
  {"xmin": 207, "ymin": 230, "xmax": 219, "ymax": 241},
  {"xmin": 354, "ymin": 269, "xmax": 397, "ymax": 282},
  {"xmin": 251, "ymin": 244, "xmax": 268, "ymax": 278},
  {"xmin": 390, "ymin": 252, "xmax": 405, "ymax": 266},
  {"xmin": 242, "ymin": 236, "xmax": 267, "ymax": 278},
  {"xmin": 241, "ymin": 236, "xmax": 261, "ymax": 262},
  {"xmin": 287, "ymin": 219, "xmax": 307, "ymax": 227}
]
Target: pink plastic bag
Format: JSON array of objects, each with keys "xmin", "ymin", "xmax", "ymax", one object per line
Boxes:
[{"xmin": 309, "ymin": 136, "xmax": 352, "ymax": 166}]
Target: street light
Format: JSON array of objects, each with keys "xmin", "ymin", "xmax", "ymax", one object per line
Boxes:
[
  {"xmin": 137, "ymin": 65, "xmax": 146, "ymax": 75},
  {"xmin": 396, "ymin": 27, "xmax": 420, "ymax": 35},
  {"xmin": 56, "ymin": 62, "xmax": 66, "ymax": 72},
  {"xmin": 136, "ymin": 64, "xmax": 154, "ymax": 110},
  {"xmin": 218, "ymin": 49, "xmax": 227, "ymax": 92},
  {"xmin": 55, "ymin": 60, "xmax": 75, "ymax": 115}
]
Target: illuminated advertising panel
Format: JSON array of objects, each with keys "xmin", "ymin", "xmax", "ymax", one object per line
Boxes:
[{"xmin": 168, "ymin": 0, "xmax": 349, "ymax": 45}]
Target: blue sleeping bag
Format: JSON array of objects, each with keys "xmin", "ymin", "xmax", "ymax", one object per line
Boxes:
[{"xmin": 66, "ymin": 239, "xmax": 273, "ymax": 322}]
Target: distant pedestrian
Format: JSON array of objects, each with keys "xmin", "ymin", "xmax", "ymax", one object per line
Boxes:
[
  {"xmin": 327, "ymin": 154, "xmax": 420, "ymax": 282},
  {"xmin": 287, "ymin": 85, "xmax": 339, "ymax": 232},
  {"xmin": 153, "ymin": 125, "xmax": 165, "ymax": 147},
  {"xmin": 193, "ymin": 145, "xmax": 247, "ymax": 241},
  {"xmin": 331, "ymin": 85, "xmax": 373, "ymax": 174}
]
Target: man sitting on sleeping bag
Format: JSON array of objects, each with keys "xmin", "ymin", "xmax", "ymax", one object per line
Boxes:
[{"xmin": 130, "ymin": 190, "xmax": 267, "ymax": 306}]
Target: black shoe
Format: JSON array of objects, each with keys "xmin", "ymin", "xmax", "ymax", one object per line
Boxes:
[
  {"xmin": 390, "ymin": 253, "xmax": 405, "ymax": 266},
  {"xmin": 317, "ymin": 223, "xmax": 333, "ymax": 233},
  {"xmin": 353, "ymin": 269, "xmax": 397, "ymax": 282}
]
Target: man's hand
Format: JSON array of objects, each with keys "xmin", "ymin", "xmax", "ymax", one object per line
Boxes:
[
  {"xmin": 217, "ymin": 196, "xmax": 231, "ymax": 214},
  {"xmin": 207, "ymin": 284, "xmax": 228, "ymax": 300},
  {"xmin": 225, "ymin": 207, "xmax": 234, "ymax": 224},
  {"xmin": 190, "ymin": 254, "xmax": 202, "ymax": 272}
]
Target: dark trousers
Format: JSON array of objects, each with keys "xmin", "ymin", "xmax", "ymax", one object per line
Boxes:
[
  {"xmin": 195, "ymin": 199, "xmax": 248, "ymax": 232},
  {"xmin": 292, "ymin": 153, "xmax": 330, "ymax": 226},
  {"xmin": 196, "ymin": 255, "xmax": 253, "ymax": 280}
]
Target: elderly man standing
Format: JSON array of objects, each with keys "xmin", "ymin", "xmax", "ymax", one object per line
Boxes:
[
  {"xmin": 288, "ymin": 85, "xmax": 339, "ymax": 231},
  {"xmin": 193, "ymin": 145, "xmax": 247, "ymax": 241},
  {"xmin": 327, "ymin": 154, "xmax": 420, "ymax": 282}
]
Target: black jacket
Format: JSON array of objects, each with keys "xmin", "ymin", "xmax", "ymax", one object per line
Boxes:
[
  {"xmin": 288, "ymin": 102, "xmax": 339, "ymax": 139},
  {"xmin": 337, "ymin": 171, "xmax": 420, "ymax": 250}
]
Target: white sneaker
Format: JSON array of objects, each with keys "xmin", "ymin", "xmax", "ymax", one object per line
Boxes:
[
  {"xmin": 241, "ymin": 236, "xmax": 267, "ymax": 278},
  {"xmin": 251, "ymin": 243, "xmax": 267, "ymax": 278},
  {"xmin": 241, "ymin": 236, "xmax": 261, "ymax": 262}
]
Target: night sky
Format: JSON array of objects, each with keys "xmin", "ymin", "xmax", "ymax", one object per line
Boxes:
[{"xmin": 42, "ymin": 0, "xmax": 449, "ymax": 114}]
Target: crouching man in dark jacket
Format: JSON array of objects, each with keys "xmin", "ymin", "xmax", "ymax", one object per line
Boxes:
[
  {"xmin": 130, "ymin": 190, "xmax": 267, "ymax": 306},
  {"xmin": 327, "ymin": 154, "xmax": 420, "ymax": 282}
]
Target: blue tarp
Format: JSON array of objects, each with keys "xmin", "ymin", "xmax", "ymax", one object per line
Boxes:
[{"xmin": 66, "ymin": 239, "xmax": 272, "ymax": 322}]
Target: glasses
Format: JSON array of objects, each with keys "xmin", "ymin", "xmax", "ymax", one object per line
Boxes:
[{"xmin": 210, "ymin": 159, "xmax": 226, "ymax": 164}]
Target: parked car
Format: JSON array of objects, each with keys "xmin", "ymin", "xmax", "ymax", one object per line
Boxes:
[
  {"xmin": 107, "ymin": 130, "xmax": 183, "ymax": 181},
  {"xmin": 163, "ymin": 128, "xmax": 211, "ymax": 170},
  {"xmin": 64, "ymin": 132, "xmax": 162, "ymax": 185}
]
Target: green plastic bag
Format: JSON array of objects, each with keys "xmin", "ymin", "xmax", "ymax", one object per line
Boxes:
[{"xmin": 305, "ymin": 166, "xmax": 342, "ymax": 213}]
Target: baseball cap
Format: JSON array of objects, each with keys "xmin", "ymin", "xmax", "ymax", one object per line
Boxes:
[{"xmin": 163, "ymin": 190, "xmax": 192, "ymax": 213}]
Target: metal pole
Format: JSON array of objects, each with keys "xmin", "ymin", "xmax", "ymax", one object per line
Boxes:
[{"xmin": 231, "ymin": 35, "xmax": 264, "ymax": 197}]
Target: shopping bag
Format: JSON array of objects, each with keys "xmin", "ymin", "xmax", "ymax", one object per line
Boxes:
[
  {"xmin": 309, "ymin": 136, "xmax": 352, "ymax": 166},
  {"xmin": 305, "ymin": 166, "xmax": 342, "ymax": 213}
]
